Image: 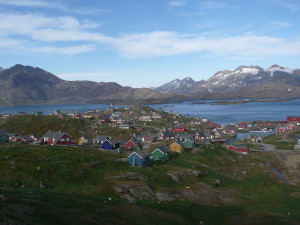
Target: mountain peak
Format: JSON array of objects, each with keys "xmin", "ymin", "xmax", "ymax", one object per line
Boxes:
[
  {"xmin": 182, "ymin": 77, "xmax": 195, "ymax": 82},
  {"xmin": 0, "ymin": 67, "xmax": 4, "ymax": 72},
  {"xmin": 268, "ymin": 64, "xmax": 285, "ymax": 70}
]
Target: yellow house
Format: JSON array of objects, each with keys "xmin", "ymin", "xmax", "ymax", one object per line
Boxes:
[
  {"xmin": 76, "ymin": 136, "xmax": 89, "ymax": 145},
  {"xmin": 169, "ymin": 141, "xmax": 184, "ymax": 153}
]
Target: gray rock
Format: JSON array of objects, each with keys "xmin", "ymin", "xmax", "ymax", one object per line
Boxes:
[
  {"xmin": 108, "ymin": 172, "xmax": 149, "ymax": 181},
  {"xmin": 39, "ymin": 181, "xmax": 45, "ymax": 189},
  {"xmin": 242, "ymin": 171, "xmax": 248, "ymax": 175},
  {"xmin": 191, "ymin": 170, "xmax": 208, "ymax": 177},
  {"xmin": 155, "ymin": 193, "xmax": 176, "ymax": 202},
  {"xmin": 0, "ymin": 193, "xmax": 6, "ymax": 202},
  {"xmin": 214, "ymin": 179, "xmax": 221, "ymax": 187},
  {"xmin": 166, "ymin": 172, "xmax": 180, "ymax": 183}
]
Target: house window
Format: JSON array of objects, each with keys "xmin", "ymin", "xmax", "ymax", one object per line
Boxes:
[
  {"xmin": 60, "ymin": 138, "xmax": 65, "ymax": 141},
  {"xmin": 66, "ymin": 138, "xmax": 70, "ymax": 142}
]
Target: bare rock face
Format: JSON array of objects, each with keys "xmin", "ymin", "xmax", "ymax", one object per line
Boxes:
[
  {"xmin": 167, "ymin": 169, "xmax": 208, "ymax": 183},
  {"xmin": 113, "ymin": 183, "xmax": 177, "ymax": 203},
  {"xmin": 108, "ymin": 172, "xmax": 149, "ymax": 181}
]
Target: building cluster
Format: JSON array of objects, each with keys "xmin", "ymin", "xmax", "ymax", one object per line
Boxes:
[{"xmin": 1, "ymin": 106, "xmax": 300, "ymax": 166}]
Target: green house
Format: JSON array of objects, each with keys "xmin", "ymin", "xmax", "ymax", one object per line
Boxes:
[
  {"xmin": 183, "ymin": 138, "xmax": 195, "ymax": 149},
  {"xmin": 151, "ymin": 146, "xmax": 169, "ymax": 161},
  {"xmin": 0, "ymin": 130, "xmax": 9, "ymax": 143}
]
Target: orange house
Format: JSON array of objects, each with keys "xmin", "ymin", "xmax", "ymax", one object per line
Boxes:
[{"xmin": 169, "ymin": 141, "xmax": 184, "ymax": 153}]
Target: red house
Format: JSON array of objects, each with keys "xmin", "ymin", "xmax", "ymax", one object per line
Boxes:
[
  {"xmin": 40, "ymin": 131, "xmax": 73, "ymax": 145},
  {"xmin": 287, "ymin": 116, "xmax": 300, "ymax": 122},
  {"xmin": 125, "ymin": 138, "xmax": 142, "ymax": 150},
  {"xmin": 171, "ymin": 124, "xmax": 187, "ymax": 132},
  {"xmin": 227, "ymin": 144, "xmax": 249, "ymax": 154}
]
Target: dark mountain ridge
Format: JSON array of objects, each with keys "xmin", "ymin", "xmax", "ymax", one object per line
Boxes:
[{"xmin": 0, "ymin": 64, "xmax": 177, "ymax": 106}]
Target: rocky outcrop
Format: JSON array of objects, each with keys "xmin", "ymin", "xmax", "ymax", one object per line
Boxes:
[
  {"xmin": 108, "ymin": 172, "xmax": 149, "ymax": 181},
  {"xmin": 113, "ymin": 183, "xmax": 177, "ymax": 203}
]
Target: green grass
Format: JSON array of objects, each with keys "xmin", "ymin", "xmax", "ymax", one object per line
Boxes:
[{"xmin": 0, "ymin": 143, "xmax": 300, "ymax": 225}]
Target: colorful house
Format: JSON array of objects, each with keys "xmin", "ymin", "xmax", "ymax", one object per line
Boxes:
[
  {"xmin": 169, "ymin": 141, "xmax": 185, "ymax": 153},
  {"xmin": 76, "ymin": 136, "xmax": 89, "ymax": 145},
  {"xmin": 0, "ymin": 130, "xmax": 9, "ymax": 143},
  {"xmin": 151, "ymin": 146, "xmax": 169, "ymax": 161},
  {"xmin": 183, "ymin": 138, "xmax": 195, "ymax": 149},
  {"xmin": 177, "ymin": 133, "xmax": 194, "ymax": 142},
  {"xmin": 92, "ymin": 135, "xmax": 111, "ymax": 144},
  {"xmin": 195, "ymin": 131, "xmax": 211, "ymax": 142},
  {"xmin": 134, "ymin": 131, "xmax": 156, "ymax": 143},
  {"xmin": 128, "ymin": 150, "xmax": 150, "ymax": 166},
  {"xmin": 227, "ymin": 144, "xmax": 249, "ymax": 154},
  {"xmin": 102, "ymin": 138, "xmax": 120, "ymax": 150},
  {"xmin": 160, "ymin": 130, "xmax": 176, "ymax": 140},
  {"xmin": 40, "ymin": 131, "xmax": 73, "ymax": 145},
  {"xmin": 171, "ymin": 124, "xmax": 187, "ymax": 132},
  {"xmin": 11, "ymin": 135, "xmax": 33, "ymax": 143},
  {"xmin": 125, "ymin": 138, "xmax": 142, "ymax": 150}
]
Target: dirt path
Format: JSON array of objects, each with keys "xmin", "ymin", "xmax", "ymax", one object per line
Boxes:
[{"xmin": 276, "ymin": 151, "xmax": 300, "ymax": 184}]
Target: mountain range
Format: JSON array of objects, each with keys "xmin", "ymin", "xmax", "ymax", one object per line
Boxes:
[
  {"xmin": 1, "ymin": 64, "xmax": 300, "ymax": 106},
  {"xmin": 155, "ymin": 65, "xmax": 300, "ymax": 99},
  {"xmin": 0, "ymin": 64, "xmax": 177, "ymax": 106}
]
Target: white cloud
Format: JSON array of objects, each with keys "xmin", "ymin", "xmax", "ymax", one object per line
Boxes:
[
  {"xmin": 267, "ymin": 0, "xmax": 298, "ymax": 12},
  {"xmin": 36, "ymin": 45, "xmax": 95, "ymax": 55},
  {"xmin": 168, "ymin": 1, "xmax": 186, "ymax": 7},
  {"xmin": 106, "ymin": 32, "xmax": 300, "ymax": 58},
  {"xmin": 0, "ymin": 0, "xmax": 65, "ymax": 9},
  {"xmin": 270, "ymin": 21, "xmax": 292, "ymax": 28},
  {"xmin": 200, "ymin": 1, "xmax": 231, "ymax": 9},
  {"xmin": 0, "ymin": 12, "xmax": 300, "ymax": 58}
]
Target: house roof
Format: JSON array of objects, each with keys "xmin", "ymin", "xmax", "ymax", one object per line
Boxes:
[
  {"xmin": 0, "ymin": 129, "xmax": 7, "ymax": 136},
  {"xmin": 128, "ymin": 150, "xmax": 149, "ymax": 159},
  {"xmin": 154, "ymin": 146, "xmax": 169, "ymax": 154},
  {"xmin": 92, "ymin": 135, "xmax": 111, "ymax": 141},
  {"xmin": 41, "ymin": 131, "xmax": 69, "ymax": 141},
  {"xmin": 162, "ymin": 130, "xmax": 175, "ymax": 137},
  {"xmin": 177, "ymin": 133, "xmax": 193, "ymax": 138},
  {"xmin": 18, "ymin": 135, "xmax": 33, "ymax": 142},
  {"xmin": 171, "ymin": 140, "xmax": 184, "ymax": 147},
  {"xmin": 184, "ymin": 138, "xmax": 195, "ymax": 143},
  {"xmin": 104, "ymin": 138, "xmax": 119, "ymax": 145},
  {"xmin": 126, "ymin": 138, "xmax": 142, "ymax": 145}
]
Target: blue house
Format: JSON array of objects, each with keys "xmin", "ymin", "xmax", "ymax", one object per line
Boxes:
[
  {"xmin": 0, "ymin": 130, "xmax": 9, "ymax": 143},
  {"xmin": 101, "ymin": 138, "xmax": 120, "ymax": 150},
  {"xmin": 127, "ymin": 150, "xmax": 150, "ymax": 167}
]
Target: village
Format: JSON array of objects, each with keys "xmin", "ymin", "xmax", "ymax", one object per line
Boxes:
[{"xmin": 1, "ymin": 105, "xmax": 300, "ymax": 167}]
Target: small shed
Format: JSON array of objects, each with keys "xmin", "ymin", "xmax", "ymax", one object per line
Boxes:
[
  {"xmin": 128, "ymin": 150, "xmax": 150, "ymax": 167},
  {"xmin": 151, "ymin": 146, "xmax": 169, "ymax": 161},
  {"xmin": 227, "ymin": 144, "xmax": 249, "ymax": 154}
]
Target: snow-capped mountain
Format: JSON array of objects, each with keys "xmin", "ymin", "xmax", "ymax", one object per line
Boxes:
[
  {"xmin": 155, "ymin": 77, "xmax": 206, "ymax": 94},
  {"xmin": 0, "ymin": 67, "xmax": 4, "ymax": 72},
  {"xmin": 155, "ymin": 65, "xmax": 300, "ymax": 95}
]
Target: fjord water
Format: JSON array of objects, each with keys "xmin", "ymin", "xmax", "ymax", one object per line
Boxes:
[
  {"xmin": 0, "ymin": 103, "xmax": 119, "ymax": 116},
  {"xmin": 149, "ymin": 99, "xmax": 300, "ymax": 124},
  {"xmin": 0, "ymin": 99, "xmax": 299, "ymax": 125}
]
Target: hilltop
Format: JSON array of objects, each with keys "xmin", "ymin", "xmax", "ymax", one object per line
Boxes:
[{"xmin": 0, "ymin": 64, "xmax": 178, "ymax": 106}]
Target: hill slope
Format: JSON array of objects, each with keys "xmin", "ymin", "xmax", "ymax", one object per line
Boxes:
[{"xmin": 0, "ymin": 65, "xmax": 176, "ymax": 105}]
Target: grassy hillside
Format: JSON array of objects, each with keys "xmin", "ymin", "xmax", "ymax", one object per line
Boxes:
[{"xmin": 0, "ymin": 143, "xmax": 300, "ymax": 225}]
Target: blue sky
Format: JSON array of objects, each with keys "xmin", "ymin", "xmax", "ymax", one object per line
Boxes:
[{"xmin": 0, "ymin": 0, "xmax": 300, "ymax": 87}]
